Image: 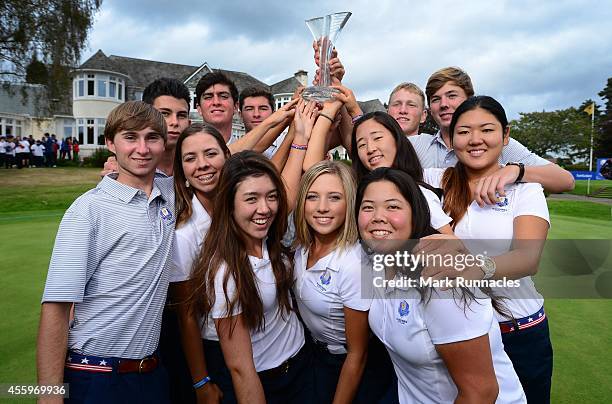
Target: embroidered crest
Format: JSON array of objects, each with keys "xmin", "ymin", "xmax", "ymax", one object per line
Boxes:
[
  {"xmin": 320, "ymin": 270, "xmax": 331, "ymax": 285},
  {"xmin": 398, "ymin": 300, "xmax": 410, "ymax": 317},
  {"xmin": 160, "ymin": 207, "xmax": 173, "ymax": 221},
  {"xmin": 495, "ymin": 193, "xmax": 509, "ymax": 207}
]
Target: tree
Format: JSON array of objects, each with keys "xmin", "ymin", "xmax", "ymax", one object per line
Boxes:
[
  {"xmin": 596, "ymin": 77, "xmax": 612, "ymax": 158},
  {"xmin": 25, "ymin": 57, "xmax": 49, "ymax": 84},
  {"xmin": 0, "ymin": 0, "xmax": 102, "ymax": 107},
  {"xmin": 510, "ymin": 107, "xmax": 592, "ymax": 164}
]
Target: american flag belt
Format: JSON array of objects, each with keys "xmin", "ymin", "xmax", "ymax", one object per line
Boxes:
[
  {"xmin": 499, "ymin": 306, "xmax": 546, "ymax": 334},
  {"xmin": 65, "ymin": 351, "xmax": 159, "ymax": 374}
]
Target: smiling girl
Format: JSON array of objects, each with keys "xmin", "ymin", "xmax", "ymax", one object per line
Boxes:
[
  {"xmin": 423, "ymin": 96, "xmax": 552, "ymax": 403},
  {"xmin": 292, "ymin": 161, "xmax": 397, "ymax": 403},
  {"xmin": 169, "ymin": 123, "xmax": 230, "ymax": 402},
  {"xmin": 357, "ymin": 168, "xmax": 526, "ymax": 404}
]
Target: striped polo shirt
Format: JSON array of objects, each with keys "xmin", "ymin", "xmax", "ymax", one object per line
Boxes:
[
  {"xmin": 42, "ymin": 174, "xmax": 176, "ymax": 359},
  {"xmin": 409, "ymin": 131, "xmax": 550, "ymax": 168}
]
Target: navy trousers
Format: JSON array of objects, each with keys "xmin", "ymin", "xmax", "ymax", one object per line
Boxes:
[
  {"xmin": 502, "ymin": 317, "xmax": 554, "ymax": 404},
  {"xmin": 310, "ymin": 336, "xmax": 399, "ymax": 404},
  {"xmin": 64, "ymin": 362, "xmax": 170, "ymax": 403}
]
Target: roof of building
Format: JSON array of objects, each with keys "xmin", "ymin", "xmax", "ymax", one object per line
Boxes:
[
  {"xmin": 0, "ymin": 82, "xmax": 72, "ymax": 117},
  {"xmin": 108, "ymin": 55, "xmax": 197, "ymax": 89},
  {"xmin": 270, "ymin": 76, "xmax": 302, "ymax": 95},
  {"xmin": 358, "ymin": 99, "xmax": 386, "ymax": 114},
  {"xmin": 78, "ymin": 50, "xmax": 128, "ymax": 76}
]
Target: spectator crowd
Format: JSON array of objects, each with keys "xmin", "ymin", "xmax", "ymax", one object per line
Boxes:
[{"xmin": 0, "ymin": 133, "xmax": 80, "ymax": 169}]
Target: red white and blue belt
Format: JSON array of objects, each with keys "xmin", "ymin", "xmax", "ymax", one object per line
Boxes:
[
  {"xmin": 65, "ymin": 351, "xmax": 159, "ymax": 373},
  {"xmin": 499, "ymin": 306, "xmax": 546, "ymax": 334}
]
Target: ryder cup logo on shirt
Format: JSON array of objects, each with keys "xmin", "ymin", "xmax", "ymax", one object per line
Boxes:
[
  {"xmin": 396, "ymin": 300, "xmax": 410, "ymax": 324},
  {"xmin": 160, "ymin": 206, "xmax": 173, "ymax": 221},
  {"xmin": 316, "ymin": 270, "xmax": 332, "ymax": 291},
  {"xmin": 320, "ymin": 270, "xmax": 332, "ymax": 286},
  {"xmin": 492, "ymin": 191, "xmax": 511, "ymax": 212}
]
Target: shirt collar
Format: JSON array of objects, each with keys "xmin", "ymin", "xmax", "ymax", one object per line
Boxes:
[
  {"xmin": 190, "ymin": 194, "xmax": 212, "ymax": 234},
  {"xmin": 155, "ymin": 168, "xmax": 171, "ymax": 178},
  {"xmin": 249, "ymin": 239, "xmax": 270, "ymax": 270},
  {"xmin": 99, "ymin": 174, "xmax": 164, "ymax": 204},
  {"xmin": 299, "ymin": 246, "xmax": 344, "ymax": 273},
  {"xmin": 431, "ymin": 130, "xmax": 445, "ymax": 146}
]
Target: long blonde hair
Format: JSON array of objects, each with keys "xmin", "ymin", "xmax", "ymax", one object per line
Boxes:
[{"xmin": 293, "ymin": 161, "xmax": 358, "ymax": 251}]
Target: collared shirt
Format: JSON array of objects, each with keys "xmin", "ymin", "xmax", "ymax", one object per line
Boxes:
[
  {"xmin": 294, "ymin": 243, "xmax": 370, "ymax": 354},
  {"xmin": 424, "ymin": 168, "xmax": 550, "ymax": 319},
  {"xmin": 419, "ymin": 185, "xmax": 452, "ymax": 230},
  {"xmin": 262, "ymin": 131, "xmax": 288, "ymax": 159},
  {"xmin": 31, "ymin": 144, "xmax": 45, "ymax": 157},
  {"xmin": 369, "ymin": 281, "xmax": 526, "ymax": 403},
  {"xmin": 4, "ymin": 141, "xmax": 15, "ymax": 156},
  {"xmin": 17, "ymin": 140, "xmax": 30, "ymax": 153},
  {"xmin": 211, "ymin": 241, "xmax": 305, "ymax": 371},
  {"xmin": 409, "ymin": 131, "xmax": 550, "ymax": 169},
  {"xmin": 42, "ymin": 174, "xmax": 176, "ymax": 359},
  {"xmin": 169, "ymin": 194, "xmax": 217, "ymax": 341}
]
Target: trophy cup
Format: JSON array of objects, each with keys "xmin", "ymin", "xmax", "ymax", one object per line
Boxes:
[{"xmin": 302, "ymin": 12, "xmax": 352, "ymax": 102}]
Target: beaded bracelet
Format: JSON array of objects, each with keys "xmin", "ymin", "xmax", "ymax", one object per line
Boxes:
[
  {"xmin": 193, "ymin": 376, "xmax": 211, "ymax": 389},
  {"xmin": 291, "ymin": 143, "xmax": 308, "ymax": 150},
  {"xmin": 351, "ymin": 114, "xmax": 364, "ymax": 124}
]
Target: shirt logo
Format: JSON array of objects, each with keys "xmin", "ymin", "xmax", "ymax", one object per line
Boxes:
[
  {"xmin": 495, "ymin": 194, "xmax": 509, "ymax": 207},
  {"xmin": 398, "ymin": 300, "xmax": 410, "ymax": 317},
  {"xmin": 320, "ymin": 270, "xmax": 331, "ymax": 286},
  {"xmin": 160, "ymin": 207, "xmax": 173, "ymax": 221},
  {"xmin": 491, "ymin": 192, "xmax": 511, "ymax": 212}
]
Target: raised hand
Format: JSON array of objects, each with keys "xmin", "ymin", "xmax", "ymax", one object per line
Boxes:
[
  {"xmin": 266, "ymin": 98, "xmax": 299, "ymax": 127},
  {"xmin": 294, "ymin": 99, "xmax": 319, "ymax": 144},
  {"xmin": 330, "ymin": 84, "xmax": 362, "ymax": 118},
  {"xmin": 312, "ymin": 40, "xmax": 345, "ymax": 85}
]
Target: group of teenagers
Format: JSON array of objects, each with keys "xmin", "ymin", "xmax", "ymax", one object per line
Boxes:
[{"xmin": 38, "ymin": 48, "xmax": 576, "ymax": 404}]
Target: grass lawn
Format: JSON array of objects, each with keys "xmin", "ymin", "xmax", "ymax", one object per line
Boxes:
[
  {"xmin": 566, "ymin": 179, "xmax": 612, "ymax": 197},
  {"xmin": 0, "ymin": 168, "xmax": 611, "ymax": 403}
]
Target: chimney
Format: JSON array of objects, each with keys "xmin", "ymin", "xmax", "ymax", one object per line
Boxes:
[{"xmin": 294, "ymin": 70, "xmax": 308, "ymax": 87}]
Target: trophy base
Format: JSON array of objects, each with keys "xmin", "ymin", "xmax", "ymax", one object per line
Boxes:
[{"xmin": 302, "ymin": 86, "xmax": 339, "ymax": 102}]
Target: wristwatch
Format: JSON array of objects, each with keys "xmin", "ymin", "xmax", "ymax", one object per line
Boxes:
[
  {"xmin": 505, "ymin": 162, "xmax": 525, "ymax": 183},
  {"xmin": 479, "ymin": 256, "xmax": 496, "ymax": 279}
]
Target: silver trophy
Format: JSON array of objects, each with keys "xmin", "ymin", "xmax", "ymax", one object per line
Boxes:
[{"xmin": 302, "ymin": 12, "xmax": 351, "ymax": 102}]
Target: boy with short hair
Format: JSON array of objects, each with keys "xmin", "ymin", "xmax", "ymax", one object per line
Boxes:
[
  {"xmin": 37, "ymin": 101, "xmax": 174, "ymax": 403},
  {"xmin": 387, "ymin": 82, "xmax": 428, "ymax": 137},
  {"xmin": 409, "ymin": 66, "xmax": 574, "ymax": 196}
]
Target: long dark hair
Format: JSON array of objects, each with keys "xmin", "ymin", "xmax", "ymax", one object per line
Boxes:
[
  {"xmin": 356, "ymin": 168, "xmax": 436, "ymax": 241},
  {"xmin": 356, "ymin": 168, "xmax": 510, "ymax": 318},
  {"xmin": 173, "ymin": 123, "xmax": 230, "ymax": 228},
  {"xmin": 351, "ymin": 111, "xmax": 442, "ymax": 198},
  {"xmin": 442, "ymin": 96, "xmax": 509, "ymax": 227},
  {"xmin": 189, "ymin": 151, "xmax": 293, "ymax": 333},
  {"xmin": 351, "ymin": 112, "xmax": 424, "ymax": 182}
]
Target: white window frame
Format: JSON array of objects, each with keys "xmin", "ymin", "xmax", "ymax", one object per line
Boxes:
[{"xmin": 74, "ymin": 73, "xmax": 125, "ymax": 101}]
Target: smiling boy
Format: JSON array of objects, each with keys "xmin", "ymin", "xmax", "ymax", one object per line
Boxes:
[{"xmin": 37, "ymin": 101, "xmax": 175, "ymax": 403}]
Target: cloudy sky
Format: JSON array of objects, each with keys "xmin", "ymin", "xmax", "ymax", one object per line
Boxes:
[{"xmin": 82, "ymin": 0, "xmax": 612, "ymax": 119}]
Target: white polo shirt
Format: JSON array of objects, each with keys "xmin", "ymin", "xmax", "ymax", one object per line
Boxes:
[
  {"xmin": 419, "ymin": 185, "xmax": 452, "ymax": 230},
  {"xmin": 424, "ymin": 168, "xmax": 550, "ymax": 319},
  {"xmin": 31, "ymin": 144, "xmax": 45, "ymax": 157},
  {"xmin": 294, "ymin": 243, "xmax": 371, "ymax": 354},
  {"xmin": 169, "ymin": 194, "xmax": 217, "ymax": 341},
  {"xmin": 369, "ymin": 283, "xmax": 526, "ymax": 403},
  {"xmin": 211, "ymin": 242, "xmax": 305, "ymax": 371},
  {"xmin": 17, "ymin": 140, "xmax": 30, "ymax": 153}
]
